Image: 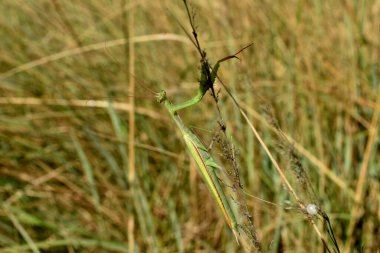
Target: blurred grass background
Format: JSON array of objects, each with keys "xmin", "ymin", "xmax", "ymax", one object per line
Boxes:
[{"xmin": 0, "ymin": 0, "xmax": 379, "ymax": 252}]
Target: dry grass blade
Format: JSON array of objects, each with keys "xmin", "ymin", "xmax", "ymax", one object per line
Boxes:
[
  {"xmin": 0, "ymin": 97, "xmax": 161, "ymax": 119},
  {"xmin": 0, "ymin": 34, "xmax": 190, "ymax": 79},
  {"xmin": 345, "ymin": 85, "xmax": 380, "ymax": 251}
]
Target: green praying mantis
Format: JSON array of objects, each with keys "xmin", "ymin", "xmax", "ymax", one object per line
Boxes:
[
  {"xmin": 156, "ymin": 47, "xmax": 250, "ymax": 243},
  {"xmin": 156, "ymin": 0, "xmax": 252, "ymax": 243},
  {"xmin": 155, "ymin": 50, "xmax": 249, "ymax": 240},
  {"xmin": 157, "ymin": 89, "xmax": 239, "ymax": 239}
]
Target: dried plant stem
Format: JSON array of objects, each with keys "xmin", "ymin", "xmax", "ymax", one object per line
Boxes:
[
  {"xmin": 4, "ymin": 207, "xmax": 41, "ymax": 253},
  {"xmin": 127, "ymin": 1, "xmax": 136, "ymax": 185},
  {"xmin": 215, "ymin": 131, "xmax": 261, "ymax": 251},
  {"xmin": 238, "ymin": 107, "xmax": 329, "ymax": 248},
  {"xmin": 345, "ymin": 86, "xmax": 380, "ymax": 251},
  {"xmin": 240, "ymin": 109, "xmax": 299, "ymax": 202},
  {"xmin": 128, "ymin": 218, "xmax": 135, "ymax": 253},
  {"xmin": 239, "ymin": 101, "xmax": 355, "ymax": 200},
  {"xmin": 123, "ymin": 2, "xmax": 136, "ymax": 252},
  {"xmin": 215, "ymin": 69, "xmax": 332, "ymax": 247}
]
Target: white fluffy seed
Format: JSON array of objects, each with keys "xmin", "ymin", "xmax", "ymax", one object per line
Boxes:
[{"xmin": 306, "ymin": 204, "xmax": 318, "ymax": 216}]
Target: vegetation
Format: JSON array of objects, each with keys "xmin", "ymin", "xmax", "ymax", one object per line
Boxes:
[{"xmin": 0, "ymin": 0, "xmax": 379, "ymax": 252}]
